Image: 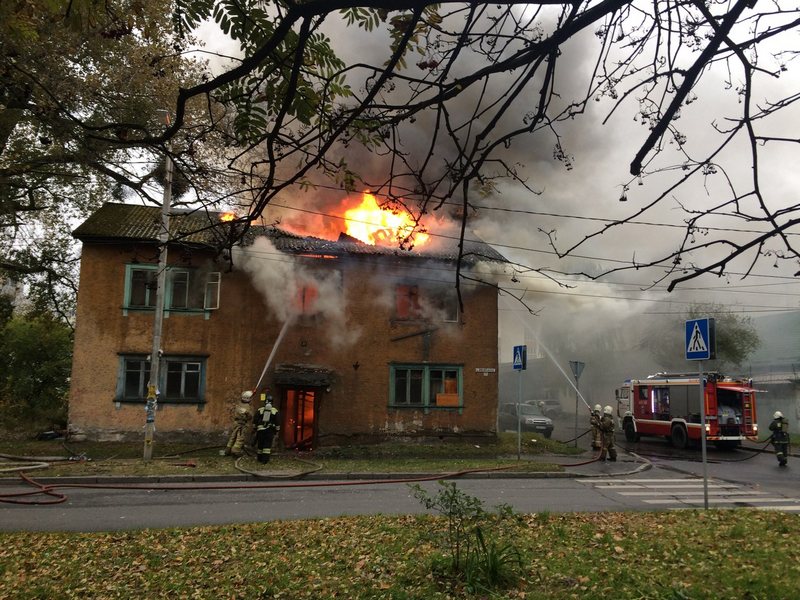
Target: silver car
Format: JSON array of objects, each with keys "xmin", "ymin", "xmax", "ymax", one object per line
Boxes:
[{"xmin": 498, "ymin": 403, "xmax": 554, "ymax": 438}]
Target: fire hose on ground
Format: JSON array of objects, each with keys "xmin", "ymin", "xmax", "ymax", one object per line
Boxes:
[
  {"xmin": 0, "ymin": 424, "xmax": 656, "ymax": 505},
  {"xmin": 1, "ymin": 462, "xmax": 551, "ymax": 506}
]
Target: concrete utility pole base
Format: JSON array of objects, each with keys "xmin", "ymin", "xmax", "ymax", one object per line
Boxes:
[{"xmin": 143, "ymin": 424, "xmax": 155, "ymax": 462}]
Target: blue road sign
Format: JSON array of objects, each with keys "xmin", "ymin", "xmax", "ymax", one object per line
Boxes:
[
  {"xmin": 512, "ymin": 345, "xmax": 527, "ymax": 370},
  {"xmin": 685, "ymin": 318, "xmax": 716, "ymax": 361}
]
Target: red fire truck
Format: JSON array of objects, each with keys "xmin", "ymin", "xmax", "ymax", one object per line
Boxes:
[{"xmin": 616, "ymin": 372, "xmax": 759, "ymax": 449}]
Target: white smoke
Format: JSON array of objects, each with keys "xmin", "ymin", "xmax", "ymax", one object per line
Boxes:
[{"xmin": 233, "ymin": 236, "xmax": 362, "ymax": 349}]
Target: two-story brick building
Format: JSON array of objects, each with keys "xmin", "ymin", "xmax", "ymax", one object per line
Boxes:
[{"xmin": 69, "ymin": 202, "xmax": 505, "ymax": 447}]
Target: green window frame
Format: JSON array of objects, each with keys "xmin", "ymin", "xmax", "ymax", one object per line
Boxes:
[
  {"xmin": 116, "ymin": 354, "xmax": 207, "ymax": 404},
  {"xmin": 123, "ymin": 265, "xmax": 220, "ymax": 316},
  {"xmin": 389, "ymin": 364, "xmax": 463, "ymax": 412}
]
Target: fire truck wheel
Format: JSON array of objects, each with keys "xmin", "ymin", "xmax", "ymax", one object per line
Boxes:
[
  {"xmin": 670, "ymin": 424, "xmax": 688, "ymax": 450},
  {"xmin": 624, "ymin": 421, "xmax": 639, "ymax": 443}
]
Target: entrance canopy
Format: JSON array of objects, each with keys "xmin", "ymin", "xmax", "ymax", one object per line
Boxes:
[{"xmin": 274, "ymin": 364, "xmax": 334, "ymax": 387}]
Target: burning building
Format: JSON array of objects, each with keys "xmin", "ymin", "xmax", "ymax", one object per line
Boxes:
[{"xmin": 68, "ymin": 198, "xmax": 506, "ymax": 447}]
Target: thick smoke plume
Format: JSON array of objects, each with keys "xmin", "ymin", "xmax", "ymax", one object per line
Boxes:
[{"xmin": 233, "ymin": 237, "xmax": 362, "ymax": 349}]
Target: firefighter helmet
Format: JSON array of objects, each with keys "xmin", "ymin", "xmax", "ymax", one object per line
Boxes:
[
  {"xmin": 241, "ymin": 391, "xmax": 253, "ymax": 402},
  {"xmin": 603, "ymin": 405, "xmax": 613, "ymax": 416},
  {"xmin": 594, "ymin": 404, "xmax": 602, "ymax": 413},
  {"xmin": 774, "ymin": 411, "xmax": 784, "ymax": 420}
]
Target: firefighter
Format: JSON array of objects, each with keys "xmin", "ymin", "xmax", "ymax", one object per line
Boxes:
[
  {"xmin": 590, "ymin": 404, "xmax": 602, "ymax": 450},
  {"xmin": 769, "ymin": 411, "xmax": 790, "ymax": 467},
  {"xmin": 255, "ymin": 392, "xmax": 280, "ymax": 463},
  {"xmin": 225, "ymin": 391, "xmax": 253, "ymax": 457},
  {"xmin": 599, "ymin": 405, "xmax": 617, "ymax": 462}
]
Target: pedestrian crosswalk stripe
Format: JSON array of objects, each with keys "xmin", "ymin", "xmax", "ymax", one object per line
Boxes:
[
  {"xmin": 643, "ymin": 497, "xmax": 791, "ymax": 505},
  {"xmin": 593, "ymin": 483, "xmax": 738, "ymax": 489},
  {"xmin": 617, "ymin": 490, "xmax": 766, "ymax": 497},
  {"xmin": 578, "ymin": 476, "xmax": 800, "ymax": 513},
  {"xmin": 576, "ymin": 478, "xmax": 704, "ymax": 483}
]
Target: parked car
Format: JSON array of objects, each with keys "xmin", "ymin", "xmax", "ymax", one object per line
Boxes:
[
  {"xmin": 525, "ymin": 399, "xmax": 562, "ymax": 418},
  {"xmin": 498, "ymin": 403, "xmax": 554, "ymax": 438}
]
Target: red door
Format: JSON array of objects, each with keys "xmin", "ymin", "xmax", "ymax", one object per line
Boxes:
[{"xmin": 282, "ymin": 388, "xmax": 316, "ymax": 450}]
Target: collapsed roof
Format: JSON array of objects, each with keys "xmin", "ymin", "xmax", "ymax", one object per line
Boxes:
[{"xmin": 73, "ymin": 202, "xmax": 508, "ymax": 265}]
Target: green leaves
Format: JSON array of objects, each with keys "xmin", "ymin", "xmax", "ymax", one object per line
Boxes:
[
  {"xmin": 0, "ymin": 314, "xmax": 72, "ymax": 424},
  {"xmin": 341, "ymin": 7, "xmax": 384, "ymax": 31}
]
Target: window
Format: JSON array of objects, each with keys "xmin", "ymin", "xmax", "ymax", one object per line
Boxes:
[
  {"xmin": 395, "ymin": 284, "xmax": 422, "ymax": 319},
  {"xmin": 129, "ymin": 269, "xmax": 157, "ymax": 308},
  {"xmin": 166, "ymin": 360, "xmax": 201, "ymax": 400},
  {"xmin": 123, "ymin": 357, "xmax": 150, "ymax": 399},
  {"xmin": 390, "ymin": 364, "xmax": 463, "ymax": 409},
  {"xmin": 169, "ymin": 270, "xmax": 189, "ymax": 309},
  {"xmin": 204, "ymin": 272, "xmax": 221, "ymax": 310},
  {"xmin": 395, "ymin": 283, "xmax": 459, "ymax": 322},
  {"xmin": 430, "ymin": 285, "xmax": 459, "ymax": 322},
  {"xmin": 294, "ymin": 284, "xmax": 319, "ymax": 315},
  {"xmin": 124, "ymin": 265, "xmax": 221, "ymax": 315},
  {"xmin": 117, "ymin": 354, "xmax": 206, "ymax": 403}
]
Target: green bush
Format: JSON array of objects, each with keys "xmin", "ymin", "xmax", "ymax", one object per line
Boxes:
[
  {"xmin": 410, "ymin": 481, "xmax": 522, "ymax": 592},
  {"xmin": 0, "ymin": 314, "xmax": 72, "ymax": 427}
]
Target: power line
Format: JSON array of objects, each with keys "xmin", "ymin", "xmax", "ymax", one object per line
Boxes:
[
  {"xmin": 266, "ymin": 200, "xmax": 800, "ymax": 282},
  {"xmin": 257, "ymin": 178, "xmax": 799, "ymax": 237}
]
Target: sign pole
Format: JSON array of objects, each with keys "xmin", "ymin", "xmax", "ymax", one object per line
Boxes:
[
  {"xmin": 512, "ymin": 345, "xmax": 527, "ymax": 460},
  {"xmin": 569, "ymin": 361, "xmax": 585, "ymax": 448},
  {"xmin": 699, "ymin": 362, "xmax": 709, "ymax": 510},
  {"xmin": 574, "ymin": 376, "xmax": 580, "ymax": 448},
  {"xmin": 517, "ymin": 370, "xmax": 522, "ymax": 460},
  {"xmin": 685, "ymin": 317, "xmax": 715, "ymax": 510}
]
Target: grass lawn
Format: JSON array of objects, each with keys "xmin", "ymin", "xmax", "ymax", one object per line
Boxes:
[
  {"xmin": 0, "ymin": 433, "xmax": 577, "ymax": 477},
  {"xmin": 1, "ymin": 509, "xmax": 797, "ymax": 598}
]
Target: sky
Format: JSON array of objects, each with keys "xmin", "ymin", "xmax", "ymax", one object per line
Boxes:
[{"xmin": 193, "ymin": 3, "xmax": 800, "ymax": 384}]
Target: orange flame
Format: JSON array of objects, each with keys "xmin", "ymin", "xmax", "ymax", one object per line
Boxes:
[
  {"xmin": 344, "ymin": 192, "xmax": 428, "ymax": 247},
  {"xmin": 219, "ymin": 212, "xmax": 236, "ymax": 222}
]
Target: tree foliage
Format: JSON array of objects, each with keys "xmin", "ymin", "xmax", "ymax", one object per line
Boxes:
[
  {"xmin": 171, "ymin": 0, "xmax": 798, "ymax": 292},
  {"xmin": 0, "ymin": 0, "xmax": 222, "ymax": 318},
  {"xmin": 2, "ymin": 0, "xmax": 798, "ymax": 316},
  {"xmin": 641, "ymin": 302, "xmax": 761, "ymax": 373},
  {"xmin": 0, "ymin": 313, "xmax": 73, "ymax": 425}
]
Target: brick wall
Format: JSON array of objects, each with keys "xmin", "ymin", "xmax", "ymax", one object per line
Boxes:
[{"xmin": 69, "ymin": 243, "xmax": 499, "ymax": 443}]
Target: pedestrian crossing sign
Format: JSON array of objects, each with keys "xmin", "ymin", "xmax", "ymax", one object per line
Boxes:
[
  {"xmin": 512, "ymin": 345, "xmax": 527, "ymax": 370},
  {"xmin": 685, "ymin": 318, "xmax": 716, "ymax": 361}
]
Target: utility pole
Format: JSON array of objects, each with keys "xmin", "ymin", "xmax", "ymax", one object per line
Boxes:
[{"xmin": 143, "ymin": 138, "xmax": 173, "ymax": 461}]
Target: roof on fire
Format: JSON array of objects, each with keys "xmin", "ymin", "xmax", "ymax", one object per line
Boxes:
[{"xmin": 72, "ymin": 202, "xmax": 508, "ymax": 265}]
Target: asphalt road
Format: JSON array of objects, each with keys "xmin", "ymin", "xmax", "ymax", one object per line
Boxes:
[{"xmin": 1, "ymin": 440, "xmax": 798, "ymax": 532}]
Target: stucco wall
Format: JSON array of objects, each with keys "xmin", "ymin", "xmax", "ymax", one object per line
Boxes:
[{"xmin": 69, "ymin": 243, "xmax": 499, "ymax": 442}]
